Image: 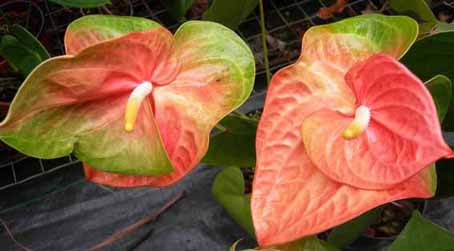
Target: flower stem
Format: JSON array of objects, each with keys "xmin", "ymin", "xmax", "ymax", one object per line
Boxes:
[
  {"xmin": 258, "ymin": 0, "xmax": 271, "ymax": 85},
  {"xmin": 232, "ymin": 110, "xmax": 249, "ymax": 119},
  {"xmin": 215, "ymin": 124, "xmax": 227, "ymax": 132}
]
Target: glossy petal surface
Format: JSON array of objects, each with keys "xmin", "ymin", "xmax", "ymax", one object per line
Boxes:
[
  {"xmin": 302, "ymin": 14, "xmax": 418, "ymax": 70},
  {"xmin": 0, "ymin": 30, "xmax": 177, "ymax": 175},
  {"xmin": 65, "ymin": 15, "xmax": 161, "ymax": 55},
  {"xmin": 83, "ymin": 21, "xmax": 255, "ymax": 187},
  {"xmin": 281, "ymin": 14, "xmax": 420, "ymax": 113},
  {"xmin": 303, "ymin": 55, "xmax": 451, "ymax": 189},
  {"xmin": 253, "ymin": 62, "xmax": 437, "ymax": 244},
  {"xmin": 253, "ymin": 142, "xmax": 435, "ymax": 246},
  {"xmin": 252, "ymin": 14, "xmax": 444, "ymax": 247}
]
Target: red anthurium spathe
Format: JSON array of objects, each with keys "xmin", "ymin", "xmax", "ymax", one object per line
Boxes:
[
  {"xmin": 0, "ymin": 15, "xmax": 255, "ymax": 187},
  {"xmin": 252, "ymin": 14, "xmax": 452, "ymax": 246}
]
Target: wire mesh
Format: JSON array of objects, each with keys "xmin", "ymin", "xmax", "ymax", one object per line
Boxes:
[{"xmin": 0, "ymin": 0, "xmax": 446, "ymax": 190}]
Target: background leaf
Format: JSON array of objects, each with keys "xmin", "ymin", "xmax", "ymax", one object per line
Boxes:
[
  {"xmin": 425, "ymin": 75, "xmax": 452, "ymax": 122},
  {"xmin": 161, "ymin": 0, "xmax": 194, "ymax": 21},
  {"xmin": 203, "ymin": 114, "xmax": 257, "ymax": 167},
  {"xmin": 434, "ymin": 22, "xmax": 454, "ymax": 33},
  {"xmin": 0, "ymin": 35, "xmax": 42, "ymax": 77},
  {"xmin": 389, "ymin": 0, "xmax": 437, "ymax": 34},
  {"xmin": 212, "ymin": 166, "xmax": 254, "ymax": 236},
  {"xmin": 230, "ymin": 236, "xmax": 338, "ymax": 251},
  {"xmin": 203, "ymin": 0, "xmax": 259, "ymax": 29},
  {"xmin": 9, "ymin": 24, "xmax": 50, "ymax": 61},
  {"xmin": 389, "ymin": 211, "xmax": 454, "ymax": 251},
  {"xmin": 327, "ymin": 207, "xmax": 382, "ymax": 248},
  {"xmin": 401, "ymin": 32, "xmax": 454, "ymax": 81},
  {"xmin": 261, "ymin": 237, "xmax": 340, "ymax": 251},
  {"xmin": 0, "ymin": 24, "xmax": 49, "ymax": 77},
  {"xmin": 48, "ymin": 0, "xmax": 111, "ymax": 8},
  {"xmin": 405, "ymin": 32, "xmax": 454, "ymax": 131}
]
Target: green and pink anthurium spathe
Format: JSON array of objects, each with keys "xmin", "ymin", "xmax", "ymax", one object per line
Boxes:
[
  {"xmin": 0, "ymin": 15, "xmax": 255, "ymax": 187},
  {"xmin": 251, "ymin": 14, "xmax": 453, "ymax": 247}
]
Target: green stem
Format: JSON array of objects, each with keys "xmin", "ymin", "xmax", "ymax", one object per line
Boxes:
[
  {"xmin": 232, "ymin": 110, "xmax": 249, "ymax": 119},
  {"xmin": 215, "ymin": 124, "xmax": 227, "ymax": 132},
  {"xmin": 258, "ymin": 0, "xmax": 271, "ymax": 85}
]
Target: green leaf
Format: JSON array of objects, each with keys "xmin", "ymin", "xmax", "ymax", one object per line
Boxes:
[
  {"xmin": 212, "ymin": 166, "xmax": 254, "ymax": 236},
  {"xmin": 401, "ymin": 32, "xmax": 454, "ymax": 81},
  {"xmin": 9, "ymin": 24, "xmax": 50, "ymax": 61},
  {"xmin": 48, "ymin": 0, "xmax": 111, "ymax": 8},
  {"xmin": 0, "ymin": 35, "xmax": 42, "ymax": 77},
  {"xmin": 202, "ymin": 0, "xmax": 258, "ymax": 30},
  {"xmin": 389, "ymin": 0, "xmax": 454, "ymax": 36},
  {"xmin": 389, "ymin": 211, "xmax": 454, "ymax": 251},
  {"xmin": 327, "ymin": 207, "xmax": 382, "ymax": 248},
  {"xmin": 441, "ymin": 104, "xmax": 454, "ymax": 131},
  {"xmin": 434, "ymin": 22, "xmax": 454, "ymax": 33},
  {"xmin": 389, "ymin": 0, "xmax": 437, "ymax": 34},
  {"xmin": 300, "ymin": 238, "xmax": 339, "ymax": 251},
  {"xmin": 0, "ymin": 25, "xmax": 49, "ymax": 77},
  {"xmin": 161, "ymin": 0, "xmax": 193, "ymax": 21},
  {"xmin": 424, "ymin": 75, "xmax": 452, "ymax": 122},
  {"xmin": 230, "ymin": 237, "xmax": 339, "ymax": 251},
  {"xmin": 401, "ymin": 32, "xmax": 454, "ymax": 131},
  {"xmin": 262, "ymin": 237, "xmax": 340, "ymax": 251},
  {"xmin": 434, "ymin": 158, "xmax": 454, "ymax": 198},
  {"xmin": 203, "ymin": 114, "xmax": 257, "ymax": 167}
]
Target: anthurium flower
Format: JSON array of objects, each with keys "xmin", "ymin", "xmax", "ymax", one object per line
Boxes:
[
  {"xmin": 0, "ymin": 15, "xmax": 254, "ymax": 187},
  {"xmin": 251, "ymin": 14, "xmax": 452, "ymax": 246}
]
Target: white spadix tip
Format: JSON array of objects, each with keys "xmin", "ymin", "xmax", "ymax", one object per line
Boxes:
[
  {"xmin": 124, "ymin": 81, "xmax": 153, "ymax": 132},
  {"xmin": 342, "ymin": 105, "xmax": 370, "ymax": 140}
]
